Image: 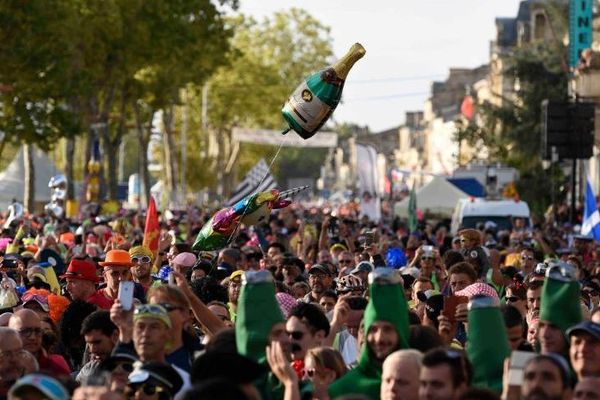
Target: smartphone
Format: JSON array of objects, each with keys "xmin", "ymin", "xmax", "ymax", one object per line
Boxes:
[
  {"xmin": 168, "ymin": 272, "xmax": 176, "ymax": 286},
  {"xmin": 442, "ymin": 295, "xmax": 468, "ymax": 322},
  {"xmin": 507, "ymin": 351, "xmax": 536, "ymax": 386},
  {"xmin": 423, "ymin": 245, "xmax": 434, "ymax": 256},
  {"xmin": 118, "ymin": 281, "xmax": 135, "ymax": 311}
]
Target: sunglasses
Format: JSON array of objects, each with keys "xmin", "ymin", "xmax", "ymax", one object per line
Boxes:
[
  {"xmin": 339, "ymin": 259, "xmax": 353, "ymax": 264},
  {"xmin": 125, "ymin": 383, "xmax": 165, "ymax": 396},
  {"xmin": 421, "ymin": 256, "xmax": 434, "ymax": 261},
  {"xmin": 131, "ymin": 256, "xmax": 151, "ymax": 264},
  {"xmin": 584, "ymin": 290, "xmax": 599, "ymax": 297},
  {"xmin": 134, "ymin": 304, "xmax": 167, "ymax": 315},
  {"xmin": 159, "ymin": 303, "xmax": 183, "ymax": 312},
  {"xmin": 506, "ymin": 296, "xmax": 520, "ymax": 303},
  {"xmin": 287, "ymin": 330, "xmax": 305, "ymax": 340}
]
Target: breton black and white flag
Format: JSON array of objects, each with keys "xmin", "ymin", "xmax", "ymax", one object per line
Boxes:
[{"xmin": 226, "ymin": 159, "xmax": 277, "ymax": 206}]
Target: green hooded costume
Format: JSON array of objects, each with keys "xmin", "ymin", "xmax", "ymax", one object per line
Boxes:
[
  {"xmin": 236, "ymin": 270, "xmax": 284, "ymax": 399},
  {"xmin": 329, "ymin": 268, "xmax": 410, "ymax": 400},
  {"xmin": 539, "ymin": 261, "xmax": 582, "ymax": 335},
  {"xmin": 466, "ymin": 295, "xmax": 511, "ymax": 393}
]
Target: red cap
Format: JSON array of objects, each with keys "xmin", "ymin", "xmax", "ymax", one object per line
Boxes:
[{"xmin": 60, "ymin": 259, "xmax": 100, "ymax": 282}]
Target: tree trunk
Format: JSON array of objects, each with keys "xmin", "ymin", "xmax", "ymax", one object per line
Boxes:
[
  {"xmin": 134, "ymin": 102, "xmax": 152, "ymax": 207},
  {"xmin": 162, "ymin": 106, "xmax": 178, "ymax": 206},
  {"xmin": 64, "ymin": 137, "xmax": 75, "ymax": 200},
  {"xmin": 103, "ymin": 132, "xmax": 119, "ymax": 200},
  {"xmin": 23, "ymin": 143, "xmax": 35, "ymax": 213},
  {"xmin": 101, "ymin": 86, "xmax": 128, "ymax": 201}
]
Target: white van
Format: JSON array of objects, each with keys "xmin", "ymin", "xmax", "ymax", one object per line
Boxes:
[{"xmin": 450, "ymin": 198, "xmax": 532, "ymax": 235}]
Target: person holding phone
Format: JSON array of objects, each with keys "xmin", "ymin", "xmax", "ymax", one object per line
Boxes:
[
  {"xmin": 408, "ymin": 245, "xmax": 446, "ymax": 291},
  {"xmin": 97, "ymin": 250, "xmax": 141, "ymax": 309}
]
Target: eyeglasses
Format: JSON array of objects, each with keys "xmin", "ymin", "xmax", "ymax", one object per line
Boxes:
[
  {"xmin": 287, "ymin": 330, "xmax": 305, "ymax": 340},
  {"xmin": 521, "ymin": 255, "xmax": 534, "ymax": 260},
  {"xmin": 0, "ymin": 349, "xmax": 26, "ymax": 361},
  {"xmin": 125, "ymin": 383, "xmax": 165, "ymax": 396},
  {"xmin": 131, "ymin": 256, "xmax": 151, "ymax": 264},
  {"xmin": 18, "ymin": 328, "xmax": 43, "ymax": 337},
  {"xmin": 584, "ymin": 289, "xmax": 599, "ymax": 297},
  {"xmin": 506, "ymin": 296, "xmax": 520, "ymax": 303},
  {"xmin": 159, "ymin": 303, "xmax": 183, "ymax": 312}
]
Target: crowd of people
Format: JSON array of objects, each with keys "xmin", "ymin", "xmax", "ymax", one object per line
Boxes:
[{"xmin": 0, "ymin": 202, "xmax": 598, "ymax": 400}]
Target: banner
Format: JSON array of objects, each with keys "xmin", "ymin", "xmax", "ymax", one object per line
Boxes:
[
  {"xmin": 356, "ymin": 144, "xmax": 381, "ymax": 222},
  {"xmin": 569, "ymin": 0, "xmax": 593, "ymax": 68},
  {"xmin": 232, "ymin": 128, "xmax": 338, "ymax": 148}
]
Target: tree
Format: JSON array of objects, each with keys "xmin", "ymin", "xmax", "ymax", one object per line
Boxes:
[
  {"xmin": 0, "ymin": 1, "xmax": 83, "ymax": 206},
  {"xmin": 181, "ymin": 9, "xmax": 334, "ymax": 196}
]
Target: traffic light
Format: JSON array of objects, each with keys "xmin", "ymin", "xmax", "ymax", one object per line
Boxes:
[{"xmin": 541, "ymin": 100, "xmax": 595, "ymax": 160}]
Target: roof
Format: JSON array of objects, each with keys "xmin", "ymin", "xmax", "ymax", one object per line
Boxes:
[
  {"xmin": 395, "ymin": 177, "xmax": 469, "ymax": 218},
  {"xmin": 457, "ymin": 198, "xmax": 530, "ymax": 217},
  {"xmin": 447, "ymin": 178, "xmax": 485, "ymax": 198}
]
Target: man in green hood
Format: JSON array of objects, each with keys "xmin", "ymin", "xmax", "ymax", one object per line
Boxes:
[
  {"xmin": 329, "ymin": 268, "xmax": 409, "ymax": 400},
  {"xmin": 538, "ymin": 261, "xmax": 582, "ymax": 357},
  {"xmin": 236, "ymin": 270, "xmax": 289, "ymax": 400}
]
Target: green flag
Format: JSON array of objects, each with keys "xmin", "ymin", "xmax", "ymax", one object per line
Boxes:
[{"xmin": 408, "ymin": 183, "xmax": 418, "ymax": 233}]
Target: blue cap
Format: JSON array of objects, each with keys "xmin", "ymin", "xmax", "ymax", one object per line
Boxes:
[{"xmin": 567, "ymin": 320, "xmax": 600, "ymax": 341}]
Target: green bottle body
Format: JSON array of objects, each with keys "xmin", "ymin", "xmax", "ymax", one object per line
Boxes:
[{"xmin": 282, "ymin": 43, "xmax": 365, "ymax": 140}]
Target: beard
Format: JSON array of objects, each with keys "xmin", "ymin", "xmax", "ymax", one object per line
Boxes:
[{"xmin": 524, "ymin": 388, "xmax": 564, "ymax": 400}]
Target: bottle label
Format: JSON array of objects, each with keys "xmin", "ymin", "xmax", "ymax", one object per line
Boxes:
[{"xmin": 283, "ymin": 81, "xmax": 332, "ymax": 133}]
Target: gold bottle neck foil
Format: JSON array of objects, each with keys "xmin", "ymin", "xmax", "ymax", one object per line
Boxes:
[{"xmin": 332, "ymin": 43, "xmax": 366, "ymax": 80}]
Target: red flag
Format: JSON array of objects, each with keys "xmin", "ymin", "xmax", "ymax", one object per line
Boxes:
[
  {"xmin": 143, "ymin": 196, "xmax": 160, "ymax": 260},
  {"xmin": 460, "ymin": 95, "xmax": 475, "ymax": 120}
]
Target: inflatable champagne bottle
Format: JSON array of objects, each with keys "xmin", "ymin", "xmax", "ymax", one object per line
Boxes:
[{"xmin": 282, "ymin": 43, "xmax": 366, "ymax": 140}]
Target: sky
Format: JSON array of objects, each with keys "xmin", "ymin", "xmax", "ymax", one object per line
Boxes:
[{"xmin": 238, "ymin": 0, "xmax": 523, "ymax": 132}]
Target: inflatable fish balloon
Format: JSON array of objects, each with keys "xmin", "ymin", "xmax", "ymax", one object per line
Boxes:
[
  {"xmin": 193, "ymin": 186, "xmax": 309, "ymax": 251},
  {"xmin": 282, "ymin": 43, "xmax": 365, "ymax": 140}
]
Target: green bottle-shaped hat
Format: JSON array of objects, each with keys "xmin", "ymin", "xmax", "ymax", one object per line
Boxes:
[
  {"xmin": 466, "ymin": 295, "xmax": 511, "ymax": 393},
  {"xmin": 540, "ymin": 261, "xmax": 582, "ymax": 334},
  {"xmin": 282, "ymin": 43, "xmax": 366, "ymax": 139},
  {"xmin": 235, "ymin": 270, "xmax": 284, "ymax": 365}
]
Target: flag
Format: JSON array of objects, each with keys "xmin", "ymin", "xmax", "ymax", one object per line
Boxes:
[
  {"xmin": 227, "ymin": 159, "xmax": 277, "ymax": 206},
  {"xmin": 581, "ymin": 175, "xmax": 600, "ymax": 242},
  {"xmin": 143, "ymin": 196, "xmax": 160, "ymax": 262},
  {"xmin": 408, "ymin": 182, "xmax": 418, "ymax": 233}
]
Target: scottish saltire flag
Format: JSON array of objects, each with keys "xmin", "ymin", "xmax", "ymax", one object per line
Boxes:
[
  {"xmin": 581, "ymin": 175, "xmax": 600, "ymax": 242},
  {"xmin": 226, "ymin": 159, "xmax": 276, "ymax": 206}
]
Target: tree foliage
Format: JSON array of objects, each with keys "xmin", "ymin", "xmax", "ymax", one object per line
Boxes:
[{"xmin": 181, "ymin": 9, "xmax": 334, "ymax": 193}]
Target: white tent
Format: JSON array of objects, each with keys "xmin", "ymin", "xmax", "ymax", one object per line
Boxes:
[
  {"xmin": 0, "ymin": 147, "xmax": 62, "ymax": 209},
  {"xmin": 395, "ymin": 176, "xmax": 469, "ymax": 218}
]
